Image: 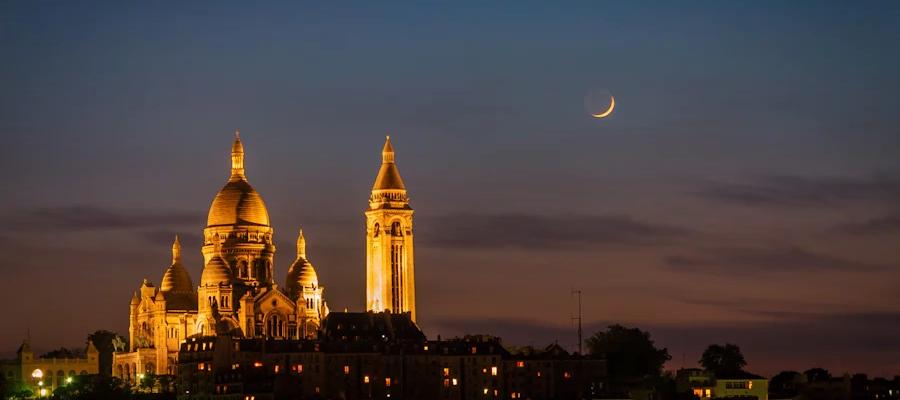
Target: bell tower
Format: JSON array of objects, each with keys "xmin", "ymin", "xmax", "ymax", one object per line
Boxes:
[{"xmin": 366, "ymin": 136, "xmax": 416, "ymax": 321}]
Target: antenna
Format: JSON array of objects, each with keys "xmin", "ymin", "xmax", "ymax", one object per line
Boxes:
[{"xmin": 571, "ymin": 289, "xmax": 582, "ymax": 354}]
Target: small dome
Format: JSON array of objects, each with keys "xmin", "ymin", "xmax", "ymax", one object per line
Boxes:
[
  {"xmin": 160, "ymin": 236, "xmax": 194, "ymax": 293},
  {"xmin": 161, "ymin": 264, "xmax": 194, "ymax": 293},
  {"xmin": 286, "ymin": 258, "xmax": 318, "ymax": 300},
  {"xmin": 201, "ymin": 255, "xmax": 233, "ymax": 286},
  {"xmin": 285, "ymin": 229, "xmax": 319, "ymax": 300}
]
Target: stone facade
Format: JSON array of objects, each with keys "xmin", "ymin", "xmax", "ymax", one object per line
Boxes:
[
  {"xmin": 114, "ymin": 133, "xmax": 342, "ymax": 383},
  {"xmin": 0, "ymin": 340, "xmax": 99, "ymax": 396}
]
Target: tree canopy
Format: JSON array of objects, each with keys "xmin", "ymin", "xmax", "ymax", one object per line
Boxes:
[
  {"xmin": 804, "ymin": 367, "xmax": 832, "ymax": 382},
  {"xmin": 586, "ymin": 324, "xmax": 671, "ymax": 389},
  {"xmin": 699, "ymin": 343, "xmax": 747, "ymax": 376},
  {"xmin": 769, "ymin": 370, "xmax": 801, "ymax": 397},
  {"xmin": 50, "ymin": 374, "xmax": 131, "ymax": 400},
  {"xmin": 87, "ymin": 330, "xmax": 128, "ymax": 376}
]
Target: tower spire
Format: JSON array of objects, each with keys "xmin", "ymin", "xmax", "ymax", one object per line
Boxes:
[
  {"xmin": 371, "ymin": 135, "xmax": 406, "ymax": 191},
  {"xmin": 230, "ymin": 129, "xmax": 245, "ymax": 179},
  {"xmin": 172, "ymin": 235, "xmax": 182, "ymax": 263},
  {"xmin": 296, "ymin": 229, "xmax": 306, "ymax": 258},
  {"xmin": 382, "ymin": 135, "xmax": 395, "ymax": 163}
]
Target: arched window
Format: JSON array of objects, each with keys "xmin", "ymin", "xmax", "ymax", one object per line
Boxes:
[
  {"xmin": 239, "ymin": 260, "xmax": 248, "ymax": 278},
  {"xmin": 391, "ymin": 222, "xmax": 402, "ymax": 237},
  {"xmin": 373, "ymin": 223, "xmax": 380, "ymax": 237}
]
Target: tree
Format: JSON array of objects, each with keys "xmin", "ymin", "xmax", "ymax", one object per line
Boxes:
[
  {"xmin": 50, "ymin": 374, "xmax": 131, "ymax": 400},
  {"xmin": 769, "ymin": 371, "xmax": 801, "ymax": 398},
  {"xmin": 699, "ymin": 343, "xmax": 746, "ymax": 376},
  {"xmin": 1, "ymin": 378, "xmax": 34, "ymax": 400},
  {"xmin": 804, "ymin": 368, "xmax": 832, "ymax": 383},
  {"xmin": 87, "ymin": 330, "xmax": 128, "ymax": 376},
  {"xmin": 586, "ymin": 324, "xmax": 671, "ymax": 392}
]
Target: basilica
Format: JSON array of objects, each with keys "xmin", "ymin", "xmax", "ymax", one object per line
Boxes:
[{"xmin": 113, "ymin": 134, "xmax": 417, "ymax": 380}]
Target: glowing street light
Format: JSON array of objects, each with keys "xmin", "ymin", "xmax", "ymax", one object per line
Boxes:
[{"xmin": 66, "ymin": 376, "xmax": 73, "ymax": 384}]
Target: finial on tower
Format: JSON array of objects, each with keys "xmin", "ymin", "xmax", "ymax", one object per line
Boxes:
[
  {"xmin": 172, "ymin": 235, "xmax": 182, "ymax": 262},
  {"xmin": 231, "ymin": 130, "xmax": 245, "ymax": 179},
  {"xmin": 382, "ymin": 135, "xmax": 395, "ymax": 163},
  {"xmin": 296, "ymin": 229, "xmax": 307, "ymax": 258}
]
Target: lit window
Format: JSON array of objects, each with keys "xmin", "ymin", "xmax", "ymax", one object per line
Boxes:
[
  {"xmin": 491, "ymin": 366, "xmax": 498, "ymax": 376},
  {"xmin": 385, "ymin": 377, "xmax": 392, "ymax": 387},
  {"xmin": 363, "ymin": 375, "xmax": 370, "ymax": 383},
  {"xmin": 516, "ymin": 361, "xmax": 525, "ymax": 368},
  {"xmin": 253, "ymin": 362, "xmax": 263, "ymax": 368},
  {"xmin": 563, "ymin": 371, "xmax": 571, "ymax": 379},
  {"xmin": 443, "ymin": 378, "xmax": 450, "ymax": 387},
  {"xmin": 343, "ymin": 365, "xmax": 350, "ymax": 375},
  {"xmin": 471, "ymin": 346, "xmax": 477, "ymax": 354},
  {"xmin": 274, "ymin": 365, "xmax": 280, "ymax": 373},
  {"xmin": 693, "ymin": 389, "xmax": 704, "ymax": 397},
  {"xmin": 443, "ymin": 367, "xmax": 449, "ymax": 376},
  {"xmin": 197, "ymin": 363, "xmax": 205, "ymax": 371},
  {"xmin": 452, "ymin": 378, "xmax": 458, "ymax": 386},
  {"xmin": 423, "ymin": 345, "xmax": 429, "ymax": 351},
  {"xmin": 748, "ymin": 381, "xmax": 753, "ymax": 389},
  {"xmin": 705, "ymin": 389, "xmax": 712, "ymax": 397},
  {"xmin": 484, "ymin": 388, "xmax": 489, "ymax": 394},
  {"xmin": 296, "ymin": 364, "xmax": 303, "ymax": 373},
  {"xmin": 536, "ymin": 371, "xmax": 542, "ymax": 377}
]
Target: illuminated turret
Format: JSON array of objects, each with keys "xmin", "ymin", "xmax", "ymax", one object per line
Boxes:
[{"xmin": 366, "ymin": 136, "xmax": 417, "ymax": 321}]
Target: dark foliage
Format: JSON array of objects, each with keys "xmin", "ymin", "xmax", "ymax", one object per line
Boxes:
[
  {"xmin": 769, "ymin": 370, "xmax": 802, "ymax": 397},
  {"xmin": 50, "ymin": 374, "xmax": 132, "ymax": 400},
  {"xmin": 804, "ymin": 367, "xmax": 832, "ymax": 382},
  {"xmin": 586, "ymin": 324, "xmax": 671, "ymax": 392},
  {"xmin": 699, "ymin": 343, "xmax": 747, "ymax": 376},
  {"xmin": 87, "ymin": 330, "xmax": 128, "ymax": 376}
]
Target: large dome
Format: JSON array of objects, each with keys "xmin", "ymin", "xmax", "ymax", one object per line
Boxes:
[
  {"xmin": 207, "ymin": 179, "xmax": 270, "ymax": 227},
  {"xmin": 206, "ymin": 133, "xmax": 270, "ymax": 227}
]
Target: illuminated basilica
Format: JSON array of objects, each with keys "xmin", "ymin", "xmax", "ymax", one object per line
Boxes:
[{"xmin": 113, "ymin": 134, "xmax": 416, "ymax": 380}]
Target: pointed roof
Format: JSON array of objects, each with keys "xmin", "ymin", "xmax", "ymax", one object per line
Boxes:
[
  {"xmin": 231, "ymin": 130, "xmax": 245, "ymax": 179},
  {"xmin": 372, "ymin": 135, "xmax": 406, "ymax": 190}
]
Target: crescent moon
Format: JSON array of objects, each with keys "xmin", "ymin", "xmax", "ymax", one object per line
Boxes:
[{"xmin": 591, "ymin": 95, "xmax": 615, "ymax": 118}]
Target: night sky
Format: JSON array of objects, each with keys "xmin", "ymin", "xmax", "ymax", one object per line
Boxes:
[{"xmin": 2, "ymin": 1, "xmax": 899, "ymax": 376}]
